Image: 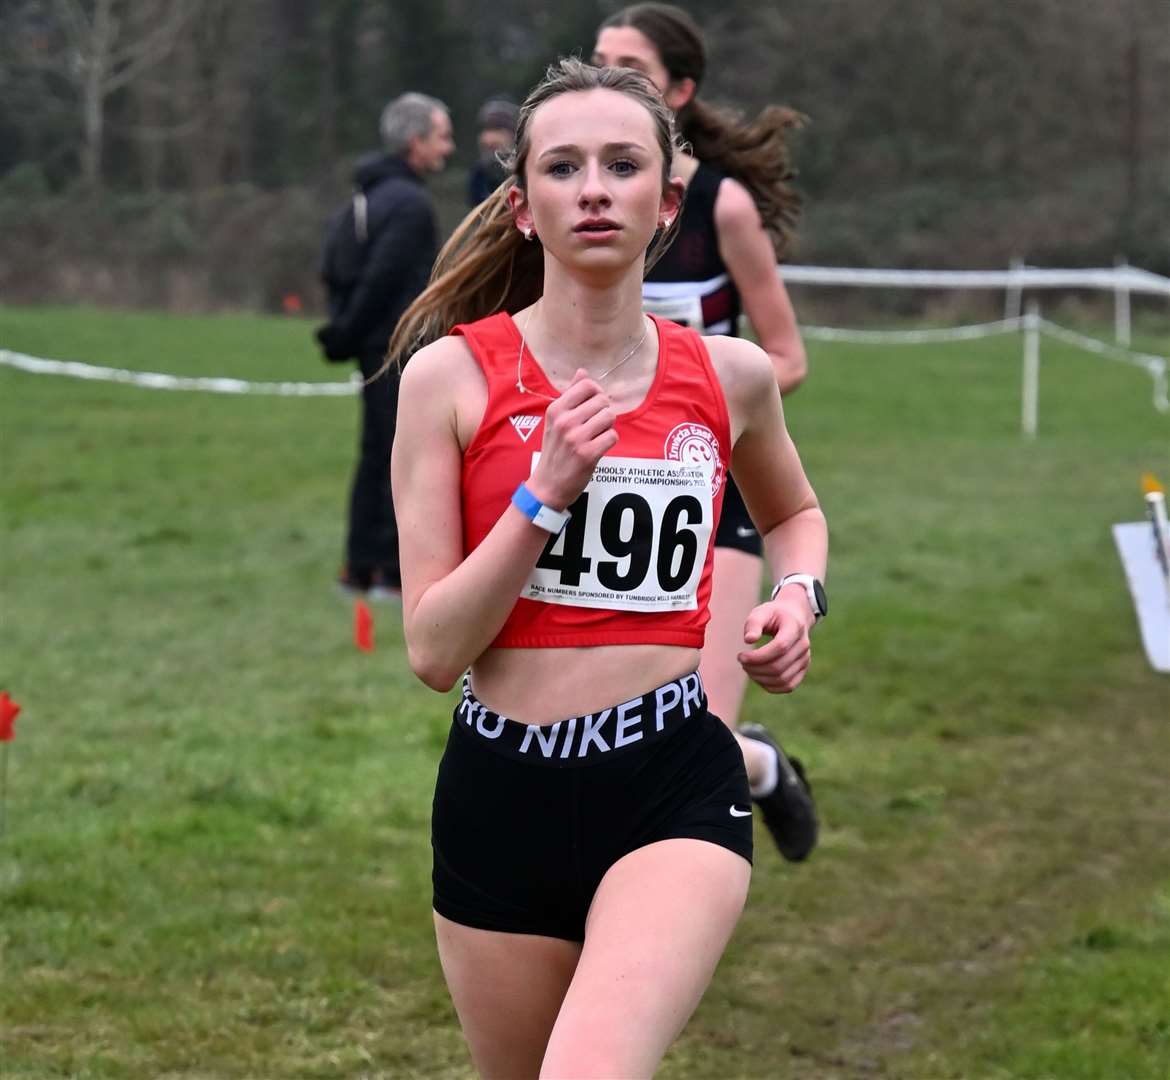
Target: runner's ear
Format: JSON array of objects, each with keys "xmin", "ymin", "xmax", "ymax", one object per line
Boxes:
[
  {"xmin": 507, "ymin": 184, "xmax": 534, "ymax": 240},
  {"xmin": 661, "ymin": 178, "xmax": 684, "ymax": 224},
  {"xmin": 664, "ymin": 77, "xmax": 696, "ymax": 112}
]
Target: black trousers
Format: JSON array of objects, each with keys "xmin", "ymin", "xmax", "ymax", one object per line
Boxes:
[{"xmin": 346, "ymin": 350, "xmax": 401, "ymax": 582}]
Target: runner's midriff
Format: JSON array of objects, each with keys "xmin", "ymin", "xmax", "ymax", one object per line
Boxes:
[{"xmin": 470, "ymin": 643, "xmax": 701, "ymax": 727}]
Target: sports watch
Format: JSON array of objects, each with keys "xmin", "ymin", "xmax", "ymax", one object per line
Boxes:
[
  {"xmin": 770, "ymin": 573, "xmax": 828, "ymax": 622},
  {"xmin": 511, "ymin": 482, "xmax": 571, "ymax": 535}
]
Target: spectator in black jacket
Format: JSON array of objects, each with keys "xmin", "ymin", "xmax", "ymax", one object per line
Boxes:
[
  {"xmin": 317, "ymin": 92, "xmax": 454, "ymax": 597},
  {"xmin": 467, "ymin": 97, "xmax": 518, "ymax": 207}
]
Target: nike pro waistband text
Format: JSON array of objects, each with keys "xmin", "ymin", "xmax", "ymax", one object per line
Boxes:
[{"xmin": 454, "ymin": 672, "xmax": 707, "ymax": 767}]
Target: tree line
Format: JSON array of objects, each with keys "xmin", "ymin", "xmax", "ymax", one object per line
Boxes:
[{"xmin": 1, "ymin": 0, "xmax": 1166, "ymax": 311}]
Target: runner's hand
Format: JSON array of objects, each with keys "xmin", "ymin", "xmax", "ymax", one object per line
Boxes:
[
  {"xmin": 527, "ymin": 370, "xmax": 618, "ymax": 509},
  {"xmin": 737, "ymin": 596, "xmax": 813, "ymax": 693}
]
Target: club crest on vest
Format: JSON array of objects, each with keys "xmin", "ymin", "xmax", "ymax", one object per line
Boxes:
[{"xmin": 664, "ymin": 422, "xmax": 725, "ymax": 497}]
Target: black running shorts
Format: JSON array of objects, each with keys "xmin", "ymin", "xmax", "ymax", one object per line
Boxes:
[
  {"xmin": 714, "ymin": 475, "xmax": 763, "ymax": 556},
  {"xmin": 431, "ymin": 672, "xmax": 753, "ymax": 942}
]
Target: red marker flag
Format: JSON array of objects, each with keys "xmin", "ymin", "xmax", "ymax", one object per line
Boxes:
[
  {"xmin": 0, "ymin": 692, "xmax": 18, "ymax": 741},
  {"xmin": 0, "ymin": 691, "xmax": 18, "ymax": 837},
  {"xmin": 354, "ymin": 600, "xmax": 375, "ymax": 652}
]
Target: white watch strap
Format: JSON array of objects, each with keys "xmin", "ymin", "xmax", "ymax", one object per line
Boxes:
[
  {"xmin": 770, "ymin": 574, "xmax": 804, "ymax": 602},
  {"xmin": 770, "ymin": 573, "xmax": 822, "ymax": 618}
]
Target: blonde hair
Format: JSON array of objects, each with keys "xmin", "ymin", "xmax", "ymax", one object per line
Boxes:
[{"xmin": 386, "ymin": 58, "xmax": 682, "ymax": 368}]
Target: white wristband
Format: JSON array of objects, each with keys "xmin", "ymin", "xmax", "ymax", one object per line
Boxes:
[{"xmin": 511, "ymin": 483, "xmax": 571, "ymax": 535}]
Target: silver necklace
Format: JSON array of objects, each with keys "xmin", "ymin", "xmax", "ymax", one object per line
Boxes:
[{"xmin": 516, "ymin": 306, "xmax": 650, "ymax": 400}]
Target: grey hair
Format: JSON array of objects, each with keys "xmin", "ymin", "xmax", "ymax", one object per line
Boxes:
[{"xmin": 379, "ymin": 92, "xmax": 448, "ymax": 155}]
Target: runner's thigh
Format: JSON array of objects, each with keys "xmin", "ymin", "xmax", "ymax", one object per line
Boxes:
[
  {"xmin": 540, "ymin": 838, "xmax": 750, "ymax": 1079},
  {"xmin": 435, "ymin": 913, "xmax": 581, "ymax": 1080}
]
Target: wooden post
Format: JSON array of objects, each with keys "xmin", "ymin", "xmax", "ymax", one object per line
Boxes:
[
  {"xmin": 1115, "ymin": 256, "xmax": 1132, "ymax": 346},
  {"xmin": 1022, "ymin": 300, "xmax": 1040, "ymax": 437}
]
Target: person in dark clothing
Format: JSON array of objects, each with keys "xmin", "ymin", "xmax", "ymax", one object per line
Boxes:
[
  {"xmin": 467, "ymin": 97, "xmax": 518, "ymax": 207},
  {"xmin": 317, "ymin": 92, "xmax": 455, "ymax": 596}
]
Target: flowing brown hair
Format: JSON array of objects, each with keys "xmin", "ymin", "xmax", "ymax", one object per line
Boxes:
[
  {"xmin": 386, "ymin": 58, "xmax": 682, "ymax": 368},
  {"xmin": 600, "ymin": 3, "xmax": 804, "ymax": 260}
]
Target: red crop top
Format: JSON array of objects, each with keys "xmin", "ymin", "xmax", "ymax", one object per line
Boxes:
[{"xmin": 455, "ymin": 312, "xmax": 731, "ymax": 649}]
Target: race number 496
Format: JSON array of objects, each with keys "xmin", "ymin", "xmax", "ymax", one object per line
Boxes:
[{"xmin": 522, "ymin": 456, "xmax": 713, "ymax": 612}]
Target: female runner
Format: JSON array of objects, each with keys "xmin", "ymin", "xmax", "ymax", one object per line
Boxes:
[
  {"xmin": 390, "ymin": 58, "xmax": 827, "ymax": 1079},
  {"xmin": 594, "ymin": 3, "xmax": 821, "ymax": 861}
]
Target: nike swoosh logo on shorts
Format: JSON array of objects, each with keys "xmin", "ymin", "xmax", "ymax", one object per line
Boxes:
[
  {"xmin": 735, "ymin": 525, "xmax": 756, "ymax": 538},
  {"xmin": 729, "ymin": 805, "xmax": 752, "ymax": 817}
]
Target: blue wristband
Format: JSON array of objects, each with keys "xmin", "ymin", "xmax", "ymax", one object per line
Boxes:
[{"xmin": 511, "ymin": 483, "xmax": 542, "ymax": 520}]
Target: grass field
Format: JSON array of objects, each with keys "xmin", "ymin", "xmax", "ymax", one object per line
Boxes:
[{"xmin": 2, "ymin": 305, "xmax": 1168, "ymax": 1079}]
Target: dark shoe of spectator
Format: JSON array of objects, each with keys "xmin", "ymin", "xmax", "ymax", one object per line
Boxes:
[
  {"xmin": 337, "ymin": 563, "xmax": 373, "ymax": 596},
  {"xmin": 738, "ymin": 723, "xmax": 818, "ymax": 862},
  {"xmin": 368, "ymin": 567, "xmax": 402, "ymax": 603}
]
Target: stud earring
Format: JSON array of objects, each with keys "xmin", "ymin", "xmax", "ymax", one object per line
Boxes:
[{"xmin": 524, "ymin": 227, "xmax": 535, "ymax": 241}]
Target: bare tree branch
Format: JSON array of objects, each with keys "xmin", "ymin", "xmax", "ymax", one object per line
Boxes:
[
  {"xmin": 104, "ymin": 1, "xmax": 202, "ymax": 94},
  {"xmin": 53, "ymin": 0, "xmax": 93, "ymax": 52},
  {"xmin": 105, "ymin": 115, "xmax": 205, "ymax": 141},
  {"xmin": 16, "ymin": 0, "xmax": 205, "ymax": 187}
]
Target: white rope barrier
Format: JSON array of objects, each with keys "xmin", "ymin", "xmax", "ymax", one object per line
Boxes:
[
  {"xmin": 796, "ymin": 315, "xmax": 1169, "ymax": 420},
  {"xmin": 0, "ymin": 350, "xmax": 360, "ymax": 396},
  {"xmin": 783, "ymin": 264, "xmax": 1170, "ymax": 297},
  {"xmin": 3, "ymin": 317, "xmax": 1166, "ymax": 421},
  {"xmin": 801, "ymin": 318, "xmax": 1023, "ymax": 344},
  {"xmin": 1036, "ymin": 320, "xmax": 1169, "ymax": 413}
]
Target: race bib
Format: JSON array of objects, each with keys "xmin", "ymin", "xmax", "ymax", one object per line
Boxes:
[
  {"xmin": 522, "ymin": 455, "xmax": 713, "ymax": 612},
  {"xmin": 642, "ymin": 293, "xmax": 704, "ymax": 329}
]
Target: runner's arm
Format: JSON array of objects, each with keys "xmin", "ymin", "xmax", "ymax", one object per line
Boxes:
[
  {"xmin": 393, "ymin": 345, "xmax": 616, "ymax": 690},
  {"xmin": 714, "ymin": 178, "xmax": 807, "ymax": 395},
  {"xmin": 709, "ymin": 335, "xmax": 827, "ymax": 691}
]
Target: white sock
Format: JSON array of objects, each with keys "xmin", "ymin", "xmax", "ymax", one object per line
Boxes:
[{"xmin": 749, "ymin": 743, "xmax": 780, "ymax": 799}]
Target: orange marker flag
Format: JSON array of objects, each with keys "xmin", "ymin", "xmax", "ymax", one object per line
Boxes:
[
  {"xmin": 1141, "ymin": 473, "xmax": 1170, "ymax": 581},
  {"xmin": 354, "ymin": 600, "xmax": 375, "ymax": 652}
]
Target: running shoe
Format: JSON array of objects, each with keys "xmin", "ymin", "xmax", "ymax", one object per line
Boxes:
[{"xmin": 738, "ymin": 724, "xmax": 818, "ymax": 862}]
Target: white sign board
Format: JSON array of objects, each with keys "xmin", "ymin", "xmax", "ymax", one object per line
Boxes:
[{"xmin": 1112, "ymin": 522, "xmax": 1170, "ymax": 674}]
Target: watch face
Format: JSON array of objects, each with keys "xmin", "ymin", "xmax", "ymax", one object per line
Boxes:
[{"xmin": 812, "ymin": 579, "xmax": 828, "ymax": 617}]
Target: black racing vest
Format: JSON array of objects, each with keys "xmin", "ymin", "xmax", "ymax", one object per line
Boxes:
[{"xmin": 643, "ymin": 162, "xmax": 741, "ymax": 337}]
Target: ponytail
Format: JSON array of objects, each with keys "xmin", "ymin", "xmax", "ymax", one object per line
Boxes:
[
  {"xmin": 386, "ymin": 183, "xmax": 543, "ymax": 367},
  {"xmin": 681, "ymin": 99, "xmax": 805, "ymax": 260}
]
